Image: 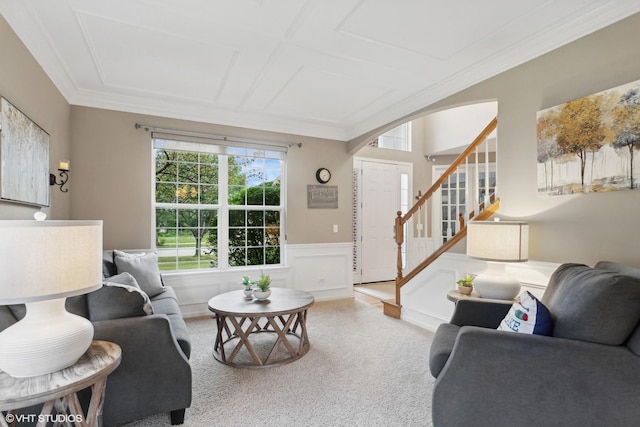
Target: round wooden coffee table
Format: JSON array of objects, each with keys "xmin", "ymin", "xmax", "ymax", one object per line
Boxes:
[{"xmin": 208, "ymin": 288, "xmax": 314, "ymax": 368}]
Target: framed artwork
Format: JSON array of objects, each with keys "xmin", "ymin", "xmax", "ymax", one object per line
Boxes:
[
  {"xmin": 307, "ymin": 185, "xmax": 338, "ymax": 209},
  {"xmin": 537, "ymin": 78, "xmax": 640, "ymax": 195},
  {"xmin": 0, "ymin": 97, "xmax": 50, "ymax": 206}
]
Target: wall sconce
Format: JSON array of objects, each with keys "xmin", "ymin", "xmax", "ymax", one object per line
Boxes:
[{"xmin": 50, "ymin": 160, "xmax": 70, "ymax": 192}]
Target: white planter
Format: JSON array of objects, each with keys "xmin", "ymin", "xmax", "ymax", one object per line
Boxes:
[{"xmin": 253, "ymin": 290, "xmax": 271, "ymax": 301}]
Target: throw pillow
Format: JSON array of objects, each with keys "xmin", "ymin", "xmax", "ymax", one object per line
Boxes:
[
  {"xmin": 113, "ymin": 250, "xmax": 166, "ymax": 297},
  {"xmin": 88, "ymin": 281, "xmax": 154, "ymax": 321},
  {"xmin": 498, "ymin": 291, "xmax": 553, "ymax": 335},
  {"xmin": 104, "ymin": 272, "xmax": 141, "ymax": 288}
]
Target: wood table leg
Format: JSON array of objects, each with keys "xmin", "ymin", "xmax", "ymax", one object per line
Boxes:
[
  {"xmin": 65, "ymin": 393, "xmax": 88, "ymax": 427},
  {"xmin": 228, "ymin": 316, "xmax": 263, "ymax": 365},
  {"xmin": 86, "ymin": 377, "xmax": 108, "ymax": 427},
  {"xmin": 265, "ymin": 314, "xmax": 298, "ymax": 364},
  {"xmin": 214, "ymin": 314, "xmax": 227, "ymax": 361}
]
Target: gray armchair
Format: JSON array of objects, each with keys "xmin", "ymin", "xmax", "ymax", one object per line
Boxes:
[{"xmin": 429, "ymin": 262, "xmax": 640, "ymax": 427}]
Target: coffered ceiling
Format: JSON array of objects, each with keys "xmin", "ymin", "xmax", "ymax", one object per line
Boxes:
[{"xmin": 1, "ymin": 1, "xmax": 639, "ymax": 141}]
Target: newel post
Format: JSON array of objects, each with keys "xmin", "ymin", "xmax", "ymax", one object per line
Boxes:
[{"xmin": 394, "ymin": 211, "xmax": 404, "ymax": 304}]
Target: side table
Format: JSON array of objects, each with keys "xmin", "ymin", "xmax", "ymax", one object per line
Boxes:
[
  {"xmin": 0, "ymin": 340, "xmax": 121, "ymax": 427},
  {"xmin": 447, "ymin": 290, "xmax": 515, "ymax": 304}
]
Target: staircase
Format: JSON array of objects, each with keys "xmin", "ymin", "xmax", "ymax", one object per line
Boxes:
[{"xmin": 382, "ymin": 117, "xmax": 500, "ymax": 318}]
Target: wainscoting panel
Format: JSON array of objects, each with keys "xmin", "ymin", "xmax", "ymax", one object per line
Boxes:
[
  {"xmin": 288, "ymin": 243, "xmax": 354, "ymax": 300},
  {"xmin": 164, "ymin": 243, "xmax": 353, "ymax": 317}
]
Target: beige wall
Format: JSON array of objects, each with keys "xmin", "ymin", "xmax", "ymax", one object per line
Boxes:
[
  {"xmin": 0, "ymin": 16, "xmax": 71, "ymax": 220},
  {"xmin": 409, "ymin": 12, "xmax": 640, "ymax": 267},
  {"xmin": 70, "ymin": 106, "xmax": 353, "ymax": 249},
  {"xmin": 4, "ymin": 12, "xmax": 640, "ymax": 267}
]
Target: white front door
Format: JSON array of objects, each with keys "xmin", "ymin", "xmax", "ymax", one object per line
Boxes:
[{"xmin": 358, "ymin": 160, "xmax": 411, "ymax": 283}]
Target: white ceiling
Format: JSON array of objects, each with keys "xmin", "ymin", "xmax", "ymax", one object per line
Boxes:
[{"xmin": 1, "ymin": 0, "xmax": 639, "ymax": 142}]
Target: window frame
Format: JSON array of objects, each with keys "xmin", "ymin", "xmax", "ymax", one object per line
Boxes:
[
  {"xmin": 377, "ymin": 122, "xmax": 412, "ymax": 152},
  {"xmin": 153, "ymin": 137, "xmax": 286, "ymax": 272}
]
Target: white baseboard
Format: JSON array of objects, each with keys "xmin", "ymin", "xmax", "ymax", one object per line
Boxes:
[{"xmin": 401, "ymin": 306, "xmax": 448, "ymax": 333}]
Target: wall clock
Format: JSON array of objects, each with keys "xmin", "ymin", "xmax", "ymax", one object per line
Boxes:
[{"xmin": 315, "ymin": 167, "xmax": 331, "ymax": 184}]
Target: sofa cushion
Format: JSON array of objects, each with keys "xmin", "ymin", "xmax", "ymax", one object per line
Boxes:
[
  {"xmin": 106, "ymin": 272, "xmax": 142, "ymax": 289},
  {"xmin": 595, "ymin": 261, "xmax": 640, "ymax": 279},
  {"xmin": 167, "ymin": 312, "xmax": 191, "ymax": 358},
  {"xmin": 0, "ymin": 305, "xmax": 17, "ymax": 331},
  {"xmin": 102, "ymin": 250, "xmax": 118, "ymax": 278},
  {"xmin": 113, "ymin": 250, "xmax": 166, "ymax": 297},
  {"xmin": 542, "ymin": 263, "xmax": 640, "ymax": 345},
  {"xmin": 498, "ymin": 291, "xmax": 553, "ymax": 336},
  {"xmin": 88, "ymin": 282, "xmax": 153, "ymax": 322},
  {"xmin": 151, "ymin": 285, "xmax": 178, "ymax": 304},
  {"xmin": 149, "ymin": 289, "xmax": 190, "ymax": 358},
  {"xmin": 151, "ymin": 297, "xmax": 181, "ymax": 316},
  {"xmin": 429, "ymin": 323, "xmax": 461, "ymax": 378},
  {"xmin": 595, "ymin": 262, "xmax": 640, "ymax": 354}
]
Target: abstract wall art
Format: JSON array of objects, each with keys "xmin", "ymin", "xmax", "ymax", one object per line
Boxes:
[
  {"xmin": 537, "ymin": 79, "xmax": 640, "ymax": 195},
  {"xmin": 0, "ymin": 97, "xmax": 50, "ymax": 206}
]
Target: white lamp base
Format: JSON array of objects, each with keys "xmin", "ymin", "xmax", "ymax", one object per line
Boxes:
[
  {"xmin": 473, "ymin": 262, "xmax": 521, "ymax": 300},
  {"xmin": 0, "ymin": 298, "xmax": 94, "ymax": 377}
]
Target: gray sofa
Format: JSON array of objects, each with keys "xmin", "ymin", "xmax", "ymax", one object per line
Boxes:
[
  {"xmin": 0, "ymin": 251, "xmax": 192, "ymax": 426},
  {"xmin": 429, "ymin": 261, "xmax": 640, "ymax": 427}
]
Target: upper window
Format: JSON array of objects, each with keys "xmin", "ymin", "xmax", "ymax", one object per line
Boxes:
[
  {"xmin": 369, "ymin": 122, "xmax": 412, "ymax": 151},
  {"xmin": 154, "ymin": 138, "xmax": 285, "ymax": 272}
]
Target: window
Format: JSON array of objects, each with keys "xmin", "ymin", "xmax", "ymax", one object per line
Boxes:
[
  {"xmin": 154, "ymin": 138, "xmax": 285, "ymax": 271},
  {"xmin": 369, "ymin": 122, "xmax": 412, "ymax": 151}
]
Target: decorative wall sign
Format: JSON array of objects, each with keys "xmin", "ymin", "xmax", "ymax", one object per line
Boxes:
[
  {"xmin": 0, "ymin": 97, "xmax": 50, "ymax": 206},
  {"xmin": 307, "ymin": 185, "xmax": 338, "ymax": 209},
  {"xmin": 537, "ymin": 78, "xmax": 640, "ymax": 195}
]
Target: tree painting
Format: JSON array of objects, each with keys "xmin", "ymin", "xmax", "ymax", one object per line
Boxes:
[
  {"xmin": 610, "ymin": 88, "xmax": 640, "ymax": 189},
  {"xmin": 537, "ymin": 78, "xmax": 640, "ymax": 195}
]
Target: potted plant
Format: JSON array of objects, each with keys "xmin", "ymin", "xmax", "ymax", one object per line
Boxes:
[
  {"xmin": 456, "ymin": 275, "xmax": 474, "ymax": 295},
  {"xmin": 241, "ymin": 275, "xmax": 253, "ymax": 298},
  {"xmin": 253, "ymin": 272, "xmax": 271, "ymax": 301}
]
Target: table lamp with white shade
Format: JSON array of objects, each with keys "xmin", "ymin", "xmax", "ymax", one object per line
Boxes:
[
  {"xmin": 0, "ymin": 218, "xmax": 102, "ymax": 377},
  {"xmin": 466, "ymin": 220, "xmax": 529, "ymax": 300}
]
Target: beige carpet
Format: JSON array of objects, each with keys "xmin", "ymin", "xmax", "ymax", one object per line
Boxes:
[{"xmin": 124, "ymin": 298, "xmax": 435, "ymax": 427}]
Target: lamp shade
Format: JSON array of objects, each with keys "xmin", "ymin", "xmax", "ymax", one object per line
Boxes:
[
  {"xmin": 0, "ymin": 220, "xmax": 103, "ymax": 377},
  {"xmin": 467, "ymin": 221, "xmax": 529, "ymax": 262},
  {"xmin": 0, "ymin": 220, "xmax": 103, "ymax": 303}
]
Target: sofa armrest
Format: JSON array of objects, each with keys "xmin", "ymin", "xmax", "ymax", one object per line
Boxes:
[
  {"xmin": 449, "ymin": 298, "xmax": 512, "ymax": 328},
  {"xmin": 92, "ymin": 315, "xmax": 191, "ymax": 426},
  {"xmin": 432, "ymin": 327, "xmax": 640, "ymax": 427}
]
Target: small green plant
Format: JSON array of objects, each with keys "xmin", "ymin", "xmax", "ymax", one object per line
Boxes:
[
  {"xmin": 456, "ymin": 275, "xmax": 474, "ymax": 287},
  {"xmin": 255, "ymin": 272, "xmax": 271, "ymax": 292},
  {"xmin": 241, "ymin": 275, "xmax": 252, "ymax": 289}
]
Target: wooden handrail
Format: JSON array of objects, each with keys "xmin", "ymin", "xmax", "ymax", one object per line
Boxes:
[
  {"xmin": 388, "ymin": 117, "xmax": 498, "ymax": 315},
  {"xmin": 400, "ymin": 117, "xmax": 497, "ymax": 224}
]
